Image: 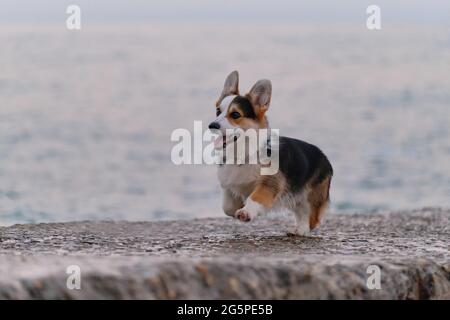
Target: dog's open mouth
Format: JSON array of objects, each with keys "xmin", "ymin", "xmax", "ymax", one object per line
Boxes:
[{"xmin": 214, "ymin": 134, "xmax": 239, "ymax": 149}]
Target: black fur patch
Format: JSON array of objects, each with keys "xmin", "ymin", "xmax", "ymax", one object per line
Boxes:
[
  {"xmin": 231, "ymin": 96, "xmax": 256, "ymax": 119},
  {"xmin": 277, "ymin": 137, "xmax": 333, "ymax": 193}
]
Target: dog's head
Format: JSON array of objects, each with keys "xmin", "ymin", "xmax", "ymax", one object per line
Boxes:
[{"xmin": 209, "ymin": 71, "xmax": 272, "ymax": 149}]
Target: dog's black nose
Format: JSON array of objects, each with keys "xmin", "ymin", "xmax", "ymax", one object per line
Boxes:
[{"xmin": 208, "ymin": 122, "xmax": 220, "ymax": 130}]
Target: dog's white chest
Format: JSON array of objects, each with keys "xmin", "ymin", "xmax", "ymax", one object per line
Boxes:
[{"xmin": 217, "ymin": 164, "xmax": 260, "ymax": 196}]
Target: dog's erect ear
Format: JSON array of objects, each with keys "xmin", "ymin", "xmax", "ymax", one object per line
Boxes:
[
  {"xmin": 216, "ymin": 71, "xmax": 239, "ymax": 107},
  {"xmin": 247, "ymin": 79, "xmax": 272, "ymax": 117}
]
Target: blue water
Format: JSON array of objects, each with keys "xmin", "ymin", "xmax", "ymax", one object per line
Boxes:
[{"xmin": 1, "ymin": 25, "xmax": 449, "ymax": 225}]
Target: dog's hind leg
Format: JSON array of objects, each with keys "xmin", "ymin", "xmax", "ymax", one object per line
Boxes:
[
  {"xmin": 308, "ymin": 176, "xmax": 331, "ymax": 230},
  {"xmin": 289, "ymin": 176, "xmax": 331, "ymax": 236},
  {"xmin": 288, "ymin": 191, "xmax": 312, "ymax": 236}
]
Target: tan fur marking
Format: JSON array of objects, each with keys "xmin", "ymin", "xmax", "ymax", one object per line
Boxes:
[
  {"xmin": 250, "ymin": 173, "xmax": 286, "ymax": 208},
  {"xmin": 308, "ymin": 176, "xmax": 331, "ymax": 230},
  {"xmin": 255, "ymin": 114, "xmax": 268, "ymax": 128}
]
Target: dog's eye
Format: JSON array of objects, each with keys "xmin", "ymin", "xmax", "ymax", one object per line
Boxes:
[
  {"xmin": 216, "ymin": 109, "xmax": 221, "ymax": 116},
  {"xmin": 230, "ymin": 111, "xmax": 241, "ymax": 119}
]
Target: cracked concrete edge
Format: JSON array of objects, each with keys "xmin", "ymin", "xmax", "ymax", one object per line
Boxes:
[{"xmin": 0, "ymin": 255, "xmax": 449, "ymax": 300}]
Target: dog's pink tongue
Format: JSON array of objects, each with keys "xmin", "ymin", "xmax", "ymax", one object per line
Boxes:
[{"xmin": 214, "ymin": 135, "xmax": 223, "ymax": 149}]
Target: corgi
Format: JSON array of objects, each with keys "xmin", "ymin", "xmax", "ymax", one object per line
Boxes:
[{"xmin": 208, "ymin": 71, "xmax": 333, "ymax": 236}]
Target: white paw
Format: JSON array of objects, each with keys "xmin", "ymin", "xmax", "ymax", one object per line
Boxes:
[
  {"xmin": 234, "ymin": 198, "xmax": 265, "ymax": 223},
  {"xmin": 287, "ymin": 225, "xmax": 311, "ymax": 237},
  {"xmin": 234, "ymin": 208, "xmax": 256, "ymax": 222}
]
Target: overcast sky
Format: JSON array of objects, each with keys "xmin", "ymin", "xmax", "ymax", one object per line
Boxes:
[{"xmin": 0, "ymin": 0, "xmax": 449, "ymax": 25}]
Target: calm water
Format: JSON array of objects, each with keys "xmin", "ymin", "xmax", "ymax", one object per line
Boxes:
[{"xmin": 1, "ymin": 25, "xmax": 449, "ymax": 225}]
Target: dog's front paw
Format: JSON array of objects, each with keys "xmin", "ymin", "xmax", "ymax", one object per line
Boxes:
[
  {"xmin": 234, "ymin": 208, "xmax": 255, "ymax": 222},
  {"xmin": 286, "ymin": 226, "xmax": 311, "ymax": 237}
]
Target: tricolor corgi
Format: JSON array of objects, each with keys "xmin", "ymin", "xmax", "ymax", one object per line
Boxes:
[{"xmin": 209, "ymin": 71, "xmax": 333, "ymax": 236}]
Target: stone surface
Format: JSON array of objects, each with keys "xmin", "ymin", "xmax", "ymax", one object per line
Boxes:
[{"xmin": 0, "ymin": 208, "xmax": 449, "ymax": 299}]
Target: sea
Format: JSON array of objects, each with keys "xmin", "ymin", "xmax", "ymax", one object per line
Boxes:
[{"xmin": 1, "ymin": 24, "xmax": 449, "ymax": 224}]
